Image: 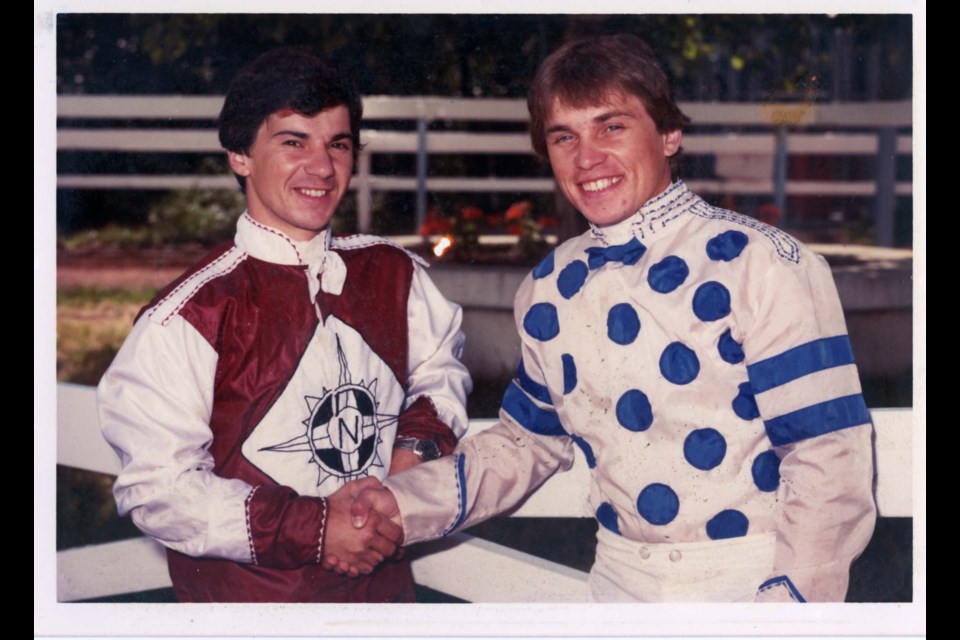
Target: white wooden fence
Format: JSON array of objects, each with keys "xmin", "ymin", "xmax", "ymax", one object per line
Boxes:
[
  {"xmin": 56, "ymin": 382, "xmax": 912, "ymax": 603},
  {"xmin": 57, "ymin": 95, "xmax": 913, "ymax": 245}
]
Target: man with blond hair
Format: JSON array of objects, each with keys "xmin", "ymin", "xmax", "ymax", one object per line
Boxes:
[{"xmin": 338, "ymin": 34, "xmax": 876, "ymax": 603}]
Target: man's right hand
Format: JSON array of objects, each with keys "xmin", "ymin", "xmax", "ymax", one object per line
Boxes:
[
  {"xmin": 322, "ymin": 478, "xmax": 402, "ymax": 577},
  {"xmin": 351, "ymin": 484, "xmax": 402, "ymax": 532},
  {"xmin": 322, "ymin": 482, "xmax": 405, "ymax": 577}
]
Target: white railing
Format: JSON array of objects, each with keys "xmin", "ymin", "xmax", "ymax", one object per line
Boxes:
[
  {"xmin": 57, "ymin": 95, "xmax": 913, "ymax": 245},
  {"xmin": 56, "ymin": 382, "xmax": 912, "ymax": 603}
]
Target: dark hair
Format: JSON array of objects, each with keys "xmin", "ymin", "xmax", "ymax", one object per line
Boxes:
[
  {"xmin": 527, "ymin": 34, "xmax": 690, "ymax": 170},
  {"xmin": 218, "ymin": 46, "xmax": 363, "ymax": 190}
]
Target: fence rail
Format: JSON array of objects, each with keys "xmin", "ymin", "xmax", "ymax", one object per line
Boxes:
[
  {"xmin": 56, "ymin": 382, "xmax": 912, "ymax": 603},
  {"xmin": 57, "ymin": 95, "xmax": 912, "ymax": 245}
]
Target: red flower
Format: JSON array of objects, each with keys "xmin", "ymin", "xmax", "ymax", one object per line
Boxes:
[
  {"xmin": 462, "ymin": 206, "xmax": 485, "ymax": 221},
  {"xmin": 504, "ymin": 200, "xmax": 533, "ymax": 222},
  {"xmin": 419, "ymin": 217, "xmax": 452, "ymax": 236},
  {"xmin": 537, "ymin": 215, "xmax": 558, "ymax": 229}
]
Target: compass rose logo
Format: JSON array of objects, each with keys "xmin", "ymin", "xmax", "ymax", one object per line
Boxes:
[
  {"xmin": 259, "ymin": 335, "xmax": 389, "ymax": 488},
  {"xmin": 306, "ymin": 381, "xmax": 379, "ymax": 477}
]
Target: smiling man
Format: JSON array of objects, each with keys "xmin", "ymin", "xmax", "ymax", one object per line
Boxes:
[
  {"xmin": 346, "ymin": 34, "xmax": 876, "ymax": 603},
  {"xmin": 96, "ymin": 47, "xmax": 472, "ymax": 602}
]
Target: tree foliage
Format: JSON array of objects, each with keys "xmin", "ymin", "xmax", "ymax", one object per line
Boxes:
[{"xmin": 57, "ymin": 14, "xmax": 912, "ymax": 101}]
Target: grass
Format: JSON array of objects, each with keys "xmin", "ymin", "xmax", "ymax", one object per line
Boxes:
[
  {"xmin": 57, "ymin": 286, "xmax": 158, "ymax": 306},
  {"xmin": 57, "ymin": 287, "xmax": 155, "ymax": 385}
]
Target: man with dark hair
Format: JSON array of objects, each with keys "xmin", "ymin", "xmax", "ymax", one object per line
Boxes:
[
  {"xmin": 344, "ymin": 34, "xmax": 875, "ymax": 603},
  {"xmin": 97, "ymin": 46, "xmax": 472, "ymax": 602},
  {"xmin": 218, "ymin": 46, "xmax": 364, "ymax": 180}
]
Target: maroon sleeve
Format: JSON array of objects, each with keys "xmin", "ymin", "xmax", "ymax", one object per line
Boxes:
[
  {"xmin": 396, "ymin": 396, "xmax": 459, "ymax": 456},
  {"xmin": 246, "ymin": 484, "xmax": 328, "ymax": 569}
]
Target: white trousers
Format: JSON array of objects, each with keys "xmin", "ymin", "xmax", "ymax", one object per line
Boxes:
[{"xmin": 588, "ymin": 528, "xmax": 777, "ymax": 602}]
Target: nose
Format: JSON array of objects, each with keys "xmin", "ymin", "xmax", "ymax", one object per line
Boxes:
[
  {"xmin": 304, "ymin": 147, "xmax": 335, "ymax": 178},
  {"xmin": 575, "ymin": 140, "xmax": 606, "ymax": 170}
]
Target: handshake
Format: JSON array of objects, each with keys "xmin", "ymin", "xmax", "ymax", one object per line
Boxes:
[{"xmin": 321, "ymin": 477, "xmax": 405, "ymax": 577}]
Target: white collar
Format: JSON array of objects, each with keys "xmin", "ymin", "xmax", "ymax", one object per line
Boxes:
[
  {"xmin": 235, "ymin": 213, "xmax": 346, "ymax": 298},
  {"xmin": 589, "ymin": 180, "xmax": 696, "ymax": 246}
]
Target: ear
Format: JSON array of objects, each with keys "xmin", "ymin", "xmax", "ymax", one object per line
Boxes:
[
  {"xmin": 227, "ymin": 150, "xmax": 252, "ymax": 177},
  {"xmin": 662, "ymin": 129, "xmax": 682, "ymax": 157}
]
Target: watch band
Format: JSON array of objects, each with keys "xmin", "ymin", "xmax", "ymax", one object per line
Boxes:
[{"xmin": 394, "ymin": 437, "xmax": 442, "ymax": 462}]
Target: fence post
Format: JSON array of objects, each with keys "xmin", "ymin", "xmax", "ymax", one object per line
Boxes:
[
  {"xmin": 773, "ymin": 125, "xmax": 788, "ymax": 226},
  {"xmin": 416, "ymin": 117, "xmax": 428, "ymax": 234},
  {"xmin": 874, "ymin": 127, "xmax": 897, "ymax": 247},
  {"xmin": 356, "ymin": 152, "xmax": 372, "ymax": 233}
]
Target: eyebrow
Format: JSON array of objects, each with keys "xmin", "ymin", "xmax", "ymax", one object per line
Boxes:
[
  {"xmin": 273, "ymin": 130, "xmax": 309, "ymax": 140},
  {"xmin": 271, "ymin": 130, "xmax": 354, "ymax": 143},
  {"xmin": 545, "ymin": 110, "xmax": 637, "ymax": 135},
  {"xmin": 544, "ymin": 123, "xmax": 573, "ymax": 136}
]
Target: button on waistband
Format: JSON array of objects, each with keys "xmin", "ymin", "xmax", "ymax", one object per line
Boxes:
[{"xmin": 669, "ymin": 550, "xmax": 682, "ymax": 562}]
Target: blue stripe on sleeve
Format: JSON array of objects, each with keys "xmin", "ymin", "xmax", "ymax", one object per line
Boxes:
[
  {"xmin": 747, "ymin": 335, "xmax": 856, "ymax": 393},
  {"xmin": 443, "ymin": 453, "xmax": 469, "ymax": 536},
  {"xmin": 501, "ymin": 382, "xmax": 566, "ymax": 436},
  {"xmin": 516, "ymin": 358, "xmax": 553, "ymax": 405},
  {"xmin": 764, "ymin": 394, "xmax": 871, "ymax": 446}
]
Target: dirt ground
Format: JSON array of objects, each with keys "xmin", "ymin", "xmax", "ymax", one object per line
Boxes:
[{"xmin": 57, "ymin": 246, "xmax": 211, "ymax": 291}]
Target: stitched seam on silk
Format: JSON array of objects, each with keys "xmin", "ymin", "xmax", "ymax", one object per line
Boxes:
[
  {"xmin": 245, "ymin": 215, "xmax": 303, "ymax": 264},
  {"xmin": 148, "ymin": 248, "xmax": 247, "ymax": 323},
  {"xmin": 316, "ymin": 497, "xmax": 328, "ymax": 564},
  {"xmin": 245, "ymin": 486, "xmax": 259, "ymax": 566},
  {"xmin": 332, "ymin": 234, "xmax": 428, "ymax": 267},
  {"xmin": 151, "ymin": 250, "xmax": 248, "ymax": 326},
  {"xmin": 689, "ymin": 201, "xmax": 801, "ymax": 263},
  {"xmin": 442, "ymin": 454, "xmax": 467, "ymax": 536},
  {"xmin": 589, "ymin": 181, "xmax": 692, "ymax": 243},
  {"xmin": 644, "ymin": 189, "xmax": 698, "ymax": 236}
]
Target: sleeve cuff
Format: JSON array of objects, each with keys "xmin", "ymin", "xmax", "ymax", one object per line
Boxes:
[
  {"xmin": 316, "ymin": 497, "xmax": 328, "ymax": 565},
  {"xmin": 384, "ymin": 454, "xmax": 462, "ymax": 545},
  {"xmin": 397, "ymin": 395, "xmax": 459, "ymax": 456},
  {"xmin": 756, "ymin": 575, "xmax": 806, "ymax": 603}
]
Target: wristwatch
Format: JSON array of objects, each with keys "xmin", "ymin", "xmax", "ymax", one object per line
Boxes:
[{"xmin": 394, "ymin": 437, "xmax": 442, "ymax": 462}]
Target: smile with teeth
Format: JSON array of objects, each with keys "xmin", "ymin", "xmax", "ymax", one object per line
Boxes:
[
  {"xmin": 297, "ymin": 187, "xmax": 329, "ymax": 198},
  {"xmin": 581, "ymin": 176, "xmax": 622, "ymax": 192}
]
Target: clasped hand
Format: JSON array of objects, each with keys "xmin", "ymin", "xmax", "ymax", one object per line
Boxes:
[{"xmin": 321, "ymin": 477, "xmax": 403, "ymax": 577}]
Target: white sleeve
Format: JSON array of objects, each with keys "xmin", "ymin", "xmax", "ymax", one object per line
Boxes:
[
  {"xmin": 97, "ymin": 314, "xmax": 254, "ymax": 563},
  {"xmin": 741, "ymin": 251, "xmax": 876, "ymax": 602},
  {"xmin": 386, "ymin": 330, "xmax": 573, "ymax": 545},
  {"xmin": 403, "ymin": 264, "xmax": 472, "ymax": 437},
  {"xmin": 385, "ymin": 410, "xmax": 574, "ymax": 546}
]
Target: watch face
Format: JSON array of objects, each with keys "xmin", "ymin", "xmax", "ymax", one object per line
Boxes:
[
  {"xmin": 416, "ymin": 439, "xmax": 441, "ymax": 461},
  {"xmin": 396, "ymin": 437, "xmax": 442, "ymax": 461}
]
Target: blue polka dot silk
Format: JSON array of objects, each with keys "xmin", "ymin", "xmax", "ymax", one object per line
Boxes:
[{"xmin": 488, "ymin": 181, "xmax": 871, "ymax": 572}]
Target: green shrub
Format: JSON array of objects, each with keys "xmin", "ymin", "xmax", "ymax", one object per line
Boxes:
[{"xmin": 147, "ymin": 188, "xmax": 245, "ymax": 245}]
